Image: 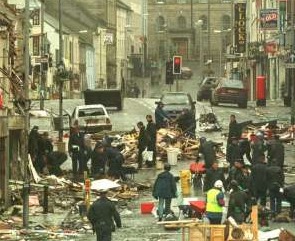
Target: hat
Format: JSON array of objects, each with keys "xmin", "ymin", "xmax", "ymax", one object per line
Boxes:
[
  {"xmin": 32, "ymin": 125, "xmax": 39, "ymax": 130},
  {"xmin": 214, "ymin": 180, "xmax": 223, "ymax": 188}
]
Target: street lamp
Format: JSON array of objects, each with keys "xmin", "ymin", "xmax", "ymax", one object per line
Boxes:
[
  {"xmin": 195, "ymin": 20, "xmax": 203, "ymax": 71},
  {"xmin": 214, "ymin": 28, "xmax": 231, "ymax": 76}
]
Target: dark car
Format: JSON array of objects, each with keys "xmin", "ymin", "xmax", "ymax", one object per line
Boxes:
[
  {"xmin": 155, "ymin": 92, "xmax": 196, "ymax": 119},
  {"xmin": 210, "ymin": 78, "xmax": 248, "ymax": 108},
  {"xmin": 197, "ymin": 77, "xmax": 219, "ymax": 101},
  {"xmin": 181, "ymin": 67, "xmax": 193, "ymax": 79}
]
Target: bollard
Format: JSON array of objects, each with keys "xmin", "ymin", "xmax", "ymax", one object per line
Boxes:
[{"xmin": 43, "ymin": 185, "xmax": 48, "ymax": 214}]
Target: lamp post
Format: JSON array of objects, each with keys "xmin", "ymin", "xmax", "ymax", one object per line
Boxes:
[
  {"xmin": 195, "ymin": 20, "xmax": 203, "ymax": 71},
  {"xmin": 214, "ymin": 29, "xmax": 231, "ymax": 76},
  {"xmin": 58, "ymin": 0, "xmax": 64, "ymax": 144},
  {"xmin": 23, "ymin": 0, "xmax": 30, "ymax": 229}
]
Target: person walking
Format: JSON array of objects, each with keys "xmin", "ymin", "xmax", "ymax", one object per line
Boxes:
[
  {"xmin": 251, "ymin": 132, "xmax": 266, "ymax": 165},
  {"xmin": 68, "ymin": 124, "xmax": 85, "ymax": 180},
  {"xmin": 227, "ymin": 180, "xmax": 251, "ymax": 224},
  {"xmin": 250, "ymin": 155, "xmax": 268, "ymax": 207},
  {"xmin": 227, "ymin": 115, "xmax": 241, "ymax": 144},
  {"xmin": 87, "ymin": 189, "xmax": 122, "ymax": 241},
  {"xmin": 199, "ymin": 137, "xmax": 217, "ymax": 169},
  {"xmin": 152, "ymin": 163, "xmax": 177, "ymax": 221},
  {"xmin": 205, "ymin": 180, "xmax": 225, "ymax": 224},
  {"xmin": 137, "ymin": 121, "xmax": 149, "ymax": 169},
  {"xmin": 267, "ymin": 164, "xmax": 284, "ymax": 218},
  {"xmin": 146, "ymin": 114, "xmax": 157, "ymax": 167},
  {"xmin": 155, "ymin": 102, "xmax": 170, "ymax": 129},
  {"xmin": 267, "ymin": 135, "xmax": 285, "ymax": 168}
]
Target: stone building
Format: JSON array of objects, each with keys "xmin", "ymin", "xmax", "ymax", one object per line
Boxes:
[{"xmin": 147, "ymin": 0, "xmax": 232, "ymax": 66}]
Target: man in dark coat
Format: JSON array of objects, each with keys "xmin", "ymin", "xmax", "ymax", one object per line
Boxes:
[
  {"xmin": 155, "ymin": 102, "xmax": 170, "ymax": 129},
  {"xmin": 226, "ymin": 137, "xmax": 242, "ymax": 167},
  {"xmin": 267, "ymin": 164, "xmax": 284, "ymax": 217},
  {"xmin": 199, "ymin": 137, "xmax": 217, "ymax": 169},
  {"xmin": 227, "ymin": 180, "xmax": 251, "ymax": 224},
  {"xmin": 29, "ymin": 126, "xmax": 40, "ymax": 169},
  {"xmin": 146, "ymin": 115, "xmax": 157, "ymax": 167},
  {"xmin": 91, "ymin": 143, "xmax": 107, "ymax": 178},
  {"xmin": 87, "ymin": 189, "xmax": 122, "ymax": 241},
  {"xmin": 137, "ymin": 121, "xmax": 149, "ymax": 169},
  {"xmin": 250, "ymin": 155, "xmax": 268, "ymax": 206},
  {"xmin": 226, "ymin": 160, "xmax": 249, "ymax": 191},
  {"xmin": 267, "ymin": 135, "xmax": 284, "ymax": 168},
  {"xmin": 227, "ymin": 115, "xmax": 241, "ymax": 144},
  {"xmin": 251, "ymin": 132, "xmax": 266, "ymax": 165},
  {"xmin": 239, "ymin": 138, "xmax": 252, "ymax": 164},
  {"xmin": 204, "ymin": 161, "xmax": 226, "ymax": 192},
  {"xmin": 68, "ymin": 124, "xmax": 85, "ymax": 180},
  {"xmin": 176, "ymin": 108, "xmax": 196, "ymax": 138},
  {"xmin": 153, "ymin": 163, "xmax": 177, "ymax": 221}
]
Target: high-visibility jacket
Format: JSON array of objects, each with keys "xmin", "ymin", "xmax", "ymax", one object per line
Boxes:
[{"xmin": 206, "ymin": 188, "xmax": 223, "ymax": 213}]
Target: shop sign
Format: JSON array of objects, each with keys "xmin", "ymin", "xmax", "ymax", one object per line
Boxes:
[
  {"xmin": 260, "ymin": 9, "xmax": 279, "ymax": 30},
  {"xmin": 234, "ymin": 3, "xmax": 246, "ymax": 54}
]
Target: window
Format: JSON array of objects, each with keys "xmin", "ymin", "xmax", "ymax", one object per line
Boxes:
[
  {"xmin": 32, "ymin": 10, "xmax": 40, "ymax": 25},
  {"xmin": 222, "ymin": 15, "xmax": 231, "ymax": 30},
  {"xmin": 156, "ymin": 16, "xmax": 166, "ymax": 31},
  {"xmin": 32, "ymin": 36, "xmax": 40, "ymax": 56},
  {"xmin": 199, "ymin": 0, "xmax": 208, "ymax": 3},
  {"xmin": 177, "ymin": 0, "xmax": 187, "ymax": 3},
  {"xmin": 199, "ymin": 16, "xmax": 208, "ymax": 30},
  {"xmin": 178, "ymin": 16, "xmax": 186, "ymax": 29},
  {"xmin": 156, "ymin": 0, "xmax": 166, "ymax": 3}
]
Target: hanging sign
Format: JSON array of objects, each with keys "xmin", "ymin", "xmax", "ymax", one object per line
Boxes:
[
  {"xmin": 260, "ymin": 9, "xmax": 279, "ymax": 30},
  {"xmin": 234, "ymin": 3, "xmax": 246, "ymax": 54}
]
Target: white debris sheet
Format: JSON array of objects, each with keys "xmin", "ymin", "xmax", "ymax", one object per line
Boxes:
[
  {"xmin": 258, "ymin": 228, "xmax": 281, "ymax": 241},
  {"xmin": 89, "ymin": 179, "xmax": 121, "ymax": 191}
]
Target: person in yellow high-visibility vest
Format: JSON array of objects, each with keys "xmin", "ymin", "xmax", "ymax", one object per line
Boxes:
[{"xmin": 205, "ymin": 180, "xmax": 225, "ymax": 224}]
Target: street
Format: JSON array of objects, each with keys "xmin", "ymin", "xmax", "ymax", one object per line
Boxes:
[{"xmin": 30, "ymin": 66, "xmax": 295, "ymax": 241}]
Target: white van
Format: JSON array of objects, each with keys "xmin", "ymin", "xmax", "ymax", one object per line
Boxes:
[{"xmin": 71, "ymin": 104, "xmax": 112, "ymax": 133}]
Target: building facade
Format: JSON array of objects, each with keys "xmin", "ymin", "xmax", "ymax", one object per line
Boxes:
[{"xmin": 147, "ymin": 0, "xmax": 232, "ymax": 67}]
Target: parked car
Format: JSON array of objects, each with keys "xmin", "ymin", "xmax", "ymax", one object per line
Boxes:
[
  {"xmin": 181, "ymin": 67, "xmax": 193, "ymax": 79},
  {"xmin": 197, "ymin": 77, "xmax": 219, "ymax": 101},
  {"xmin": 155, "ymin": 92, "xmax": 196, "ymax": 119},
  {"xmin": 210, "ymin": 78, "xmax": 248, "ymax": 108},
  {"xmin": 71, "ymin": 104, "xmax": 112, "ymax": 133}
]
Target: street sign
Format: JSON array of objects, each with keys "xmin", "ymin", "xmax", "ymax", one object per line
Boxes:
[
  {"xmin": 285, "ymin": 63, "xmax": 295, "ymax": 69},
  {"xmin": 35, "ymin": 57, "xmax": 48, "ymax": 63}
]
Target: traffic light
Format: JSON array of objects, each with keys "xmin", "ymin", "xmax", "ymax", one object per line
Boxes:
[
  {"xmin": 173, "ymin": 56, "xmax": 182, "ymax": 74},
  {"xmin": 166, "ymin": 60, "xmax": 174, "ymax": 85}
]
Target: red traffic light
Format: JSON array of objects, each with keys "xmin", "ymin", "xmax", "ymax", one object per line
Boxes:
[
  {"xmin": 173, "ymin": 56, "xmax": 182, "ymax": 74},
  {"xmin": 174, "ymin": 57, "xmax": 181, "ymax": 64}
]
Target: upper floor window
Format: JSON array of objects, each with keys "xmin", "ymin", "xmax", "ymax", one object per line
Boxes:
[
  {"xmin": 156, "ymin": 0, "xmax": 166, "ymax": 3},
  {"xmin": 177, "ymin": 0, "xmax": 187, "ymax": 3},
  {"xmin": 199, "ymin": 0, "xmax": 208, "ymax": 3},
  {"xmin": 199, "ymin": 15, "xmax": 208, "ymax": 30},
  {"xmin": 156, "ymin": 16, "xmax": 166, "ymax": 31},
  {"xmin": 32, "ymin": 9, "xmax": 40, "ymax": 25},
  {"xmin": 32, "ymin": 36, "xmax": 40, "ymax": 56},
  {"xmin": 222, "ymin": 15, "xmax": 231, "ymax": 30},
  {"xmin": 178, "ymin": 16, "xmax": 186, "ymax": 29}
]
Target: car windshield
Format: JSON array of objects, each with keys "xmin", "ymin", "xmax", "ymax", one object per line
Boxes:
[
  {"xmin": 78, "ymin": 108, "xmax": 106, "ymax": 117},
  {"xmin": 221, "ymin": 80, "xmax": 244, "ymax": 88},
  {"xmin": 162, "ymin": 94, "xmax": 189, "ymax": 105}
]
